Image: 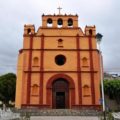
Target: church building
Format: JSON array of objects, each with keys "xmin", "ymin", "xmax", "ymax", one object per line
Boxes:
[{"xmin": 15, "ymin": 10, "xmax": 101, "ymax": 109}]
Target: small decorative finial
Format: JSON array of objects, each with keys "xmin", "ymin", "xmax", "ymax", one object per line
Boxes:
[{"xmin": 57, "ymin": 6, "xmax": 62, "ymax": 15}]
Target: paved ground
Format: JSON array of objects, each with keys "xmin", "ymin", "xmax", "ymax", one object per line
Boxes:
[{"xmin": 30, "ymin": 116, "xmax": 100, "ymax": 120}]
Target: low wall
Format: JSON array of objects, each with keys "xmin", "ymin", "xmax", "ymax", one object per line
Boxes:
[{"xmin": 105, "ymin": 95, "xmax": 120, "ymax": 111}]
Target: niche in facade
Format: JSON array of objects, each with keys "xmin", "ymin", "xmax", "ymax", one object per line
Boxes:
[
  {"xmin": 82, "ymin": 57, "xmax": 88, "ymax": 67},
  {"xmin": 32, "ymin": 84, "xmax": 39, "ymax": 95},
  {"xmin": 58, "ymin": 39, "xmax": 63, "ymax": 47},
  {"xmin": 33, "ymin": 57, "xmax": 39, "ymax": 66},
  {"xmin": 83, "ymin": 85, "xmax": 90, "ymax": 97}
]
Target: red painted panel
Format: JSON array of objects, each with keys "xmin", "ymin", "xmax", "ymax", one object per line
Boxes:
[
  {"xmin": 26, "ymin": 35, "xmax": 33, "ymax": 104},
  {"xmin": 76, "ymin": 34, "xmax": 82, "ymax": 104},
  {"xmin": 89, "ymin": 36, "xmax": 95, "ymax": 104},
  {"xmin": 39, "ymin": 34, "xmax": 44, "ymax": 104}
]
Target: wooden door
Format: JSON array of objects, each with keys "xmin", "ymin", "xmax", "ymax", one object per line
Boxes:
[{"xmin": 52, "ymin": 79, "xmax": 69, "ymax": 109}]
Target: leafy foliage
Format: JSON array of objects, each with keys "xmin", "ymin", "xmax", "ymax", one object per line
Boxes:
[
  {"xmin": 0, "ymin": 73, "xmax": 16, "ymax": 104},
  {"xmin": 104, "ymin": 79, "xmax": 120, "ymax": 104}
]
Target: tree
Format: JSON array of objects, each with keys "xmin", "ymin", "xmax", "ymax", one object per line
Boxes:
[
  {"xmin": 0, "ymin": 73, "xmax": 16, "ymax": 104},
  {"xmin": 104, "ymin": 79, "xmax": 120, "ymax": 104}
]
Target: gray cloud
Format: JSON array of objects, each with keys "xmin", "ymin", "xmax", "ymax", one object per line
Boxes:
[{"xmin": 0, "ymin": 0, "xmax": 120, "ymax": 75}]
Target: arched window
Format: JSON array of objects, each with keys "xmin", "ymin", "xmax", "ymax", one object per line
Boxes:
[
  {"xmin": 68, "ymin": 18, "xmax": 73, "ymax": 27},
  {"xmin": 32, "ymin": 84, "xmax": 39, "ymax": 95},
  {"xmin": 82, "ymin": 57, "xmax": 88, "ymax": 67},
  {"xmin": 83, "ymin": 85, "xmax": 90, "ymax": 96},
  {"xmin": 57, "ymin": 18, "xmax": 63, "ymax": 28},
  {"xmin": 89, "ymin": 29, "xmax": 92, "ymax": 36},
  {"xmin": 27, "ymin": 28, "xmax": 31, "ymax": 34},
  {"xmin": 58, "ymin": 39, "xmax": 63, "ymax": 47},
  {"xmin": 33, "ymin": 57, "xmax": 39, "ymax": 66},
  {"xmin": 47, "ymin": 18, "xmax": 53, "ymax": 27}
]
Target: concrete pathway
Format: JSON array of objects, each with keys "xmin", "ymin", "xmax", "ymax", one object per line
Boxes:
[{"xmin": 30, "ymin": 116, "xmax": 100, "ymax": 120}]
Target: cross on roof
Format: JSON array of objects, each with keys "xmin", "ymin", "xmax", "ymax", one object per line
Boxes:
[{"xmin": 57, "ymin": 6, "xmax": 62, "ymax": 15}]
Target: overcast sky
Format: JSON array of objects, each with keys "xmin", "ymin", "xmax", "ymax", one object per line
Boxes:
[{"xmin": 0, "ymin": 0, "xmax": 120, "ymax": 75}]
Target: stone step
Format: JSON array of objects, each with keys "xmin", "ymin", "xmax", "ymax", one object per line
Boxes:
[
  {"xmin": 30, "ymin": 116, "xmax": 101, "ymax": 120},
  {"xmin": 13, "ymin": 109, "xmax": 102, "ymax": 116}
]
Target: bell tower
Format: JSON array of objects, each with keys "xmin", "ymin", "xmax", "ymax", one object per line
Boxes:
[{"xmin": 42, "ymin": 14, "xmax": 78, "ymax": 28}]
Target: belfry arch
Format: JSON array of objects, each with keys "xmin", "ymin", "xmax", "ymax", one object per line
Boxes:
[{"xmin": 46, "ymin": 74, "xmax": 75, "ymax": 109}]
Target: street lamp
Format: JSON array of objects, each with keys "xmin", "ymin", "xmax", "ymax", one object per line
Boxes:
[
  {"xmin": 96, "ymin": 33, "xmax": 106, "ymax": 120},
  {"xmin": 96, "ymin": 33, "xmax": 103, "ymax": 49}
]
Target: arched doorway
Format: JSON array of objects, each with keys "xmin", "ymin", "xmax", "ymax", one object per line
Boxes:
[
  {"xmin": 46, "ymin": 74, "xmax": 75, "ymax": 109},
  {"xmin": 52, "ymin": 78, "xmax": 69, "ymax": 109}
]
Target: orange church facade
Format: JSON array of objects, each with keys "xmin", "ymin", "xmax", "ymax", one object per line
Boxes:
[{"xmin": 15, "ymin": 13, "xmax": 101, "ymax": 109}]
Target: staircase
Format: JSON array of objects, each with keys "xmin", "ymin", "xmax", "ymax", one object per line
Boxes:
[{"xmin": 13, "ymin": 109, "xmax": 102, "ymax": 117}]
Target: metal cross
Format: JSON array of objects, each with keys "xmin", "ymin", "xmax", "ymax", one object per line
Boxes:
[{"xmin": 57, "ymin": 6, "xmax": 62, "ymax": 15}]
